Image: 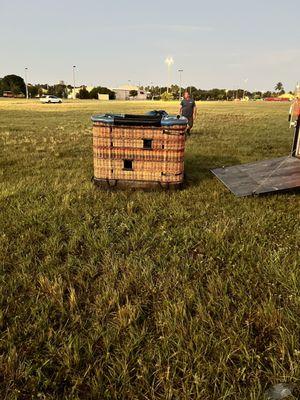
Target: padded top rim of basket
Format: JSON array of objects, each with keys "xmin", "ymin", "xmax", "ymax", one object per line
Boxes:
[{"xmin": 91, "ymin": 113, "xmax": 188, "ymax": 126}]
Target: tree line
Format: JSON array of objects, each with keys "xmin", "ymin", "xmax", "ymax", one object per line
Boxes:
[
  {"xmin": 75, "ymin": 87, "xmax": 115, "ymax": 100},
  {"xmin": 0, "ymin": 74, "xmax": 289, "ymax": 101},
  {"xmin": 145, "ymin": 82, "xmax": 287, "ymax": 101},
  {"xmin": 0, "ymin": 75, "xmax": 115, "ymax": 99}
]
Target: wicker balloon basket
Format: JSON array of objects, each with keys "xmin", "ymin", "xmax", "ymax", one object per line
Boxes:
[{"xmin": 92, "ymin": 113, "xmax": 188, "ymax": 189}]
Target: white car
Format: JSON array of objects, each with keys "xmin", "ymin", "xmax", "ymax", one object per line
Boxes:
[{"xmin": 40, "ymin": 95, "xmax": 62, "ymax": 104}]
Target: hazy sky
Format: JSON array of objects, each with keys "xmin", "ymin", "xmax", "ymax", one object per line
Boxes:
[{"xmin": 1, "ymin": 0, "xmax": 299, "ymax": 91}]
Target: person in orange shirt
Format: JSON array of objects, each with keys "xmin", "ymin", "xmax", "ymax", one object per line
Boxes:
[
  {"xmin": 289, "ymin": 97, "xmax": 300, "ymax": 127},
  {"xmin": 289, "ymin": 97, "xmax": 300, "ymax": 156}
]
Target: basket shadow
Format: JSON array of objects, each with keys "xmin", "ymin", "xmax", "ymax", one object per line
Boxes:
[{"xmin": 184, "ymin": 154, "xmax": 240, "ymax": 187}]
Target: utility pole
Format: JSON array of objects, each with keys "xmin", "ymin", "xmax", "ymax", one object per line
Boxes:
[
  {"xmin": 72, "ymin": 65, "xmax": 76, "ymax": 99},
  {"xmin": 25, "ymin": 67, "xmax": 29, "ymax": 99},
  {"xmin": 243, "ymin": 78, "xmax": 248, "ymax": 100},
  {"xmin": 178, "ymin": 69, "xmax": 183, "ymax": 100},
  {"xmin": 295, "ymin": 82, "xmax": 300, "ymax": 97}
]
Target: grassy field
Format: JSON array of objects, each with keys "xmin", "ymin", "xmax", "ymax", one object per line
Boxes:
[{"xmin": 0, "ymin": 98, "xmax": 299, "ymax": 399}]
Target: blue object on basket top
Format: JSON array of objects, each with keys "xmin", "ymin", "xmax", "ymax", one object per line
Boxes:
[
  {"xmin": 161, "ymin": 115, "xmax": 188, "ymax": 126},
  {"xmin": 91, "ymin": 111, "xmax": 188, "ymax": 126}
]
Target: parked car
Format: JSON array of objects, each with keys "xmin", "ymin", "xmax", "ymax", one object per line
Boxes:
[{"xmin": 40, "ymin": 95, "xmax": 62, "ymax": 104}]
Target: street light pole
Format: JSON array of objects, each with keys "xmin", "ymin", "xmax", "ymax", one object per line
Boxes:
[
  {"xmin": 296, "ymin": 82, "xmax": 300, "ymax": 97},
  {"xmin": 25, "ymin": 67, "xmax": 28, "ymax": 99},
  {"xmin": 178, "ymin": 69, "xmax": 183, "ymax": 100},
  {"xmin": 243, "ymin": 78, "xmax": 248, "ymax": 100},
  {"xmin": 72, "ymin": 65, "xmax": 76, "ymax": 99},
  {"xmin": 165, "ymin": 57, "xmax": 174, "ymax": 93}
]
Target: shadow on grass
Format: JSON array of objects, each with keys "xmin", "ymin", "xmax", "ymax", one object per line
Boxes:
[{"xmin": 184, "ymin": 153, "xmax": 240, "ymax": 187}]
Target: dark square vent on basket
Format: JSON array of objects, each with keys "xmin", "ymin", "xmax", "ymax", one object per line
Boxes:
[
  {"xmin": 143, "ymin": 139, "xmax": 153, "ymax": 149},
  {"xmin": 123, "ymin": 159, "xmax": 133, "ymax": 171}
]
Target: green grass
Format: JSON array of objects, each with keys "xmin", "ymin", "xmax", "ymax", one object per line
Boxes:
[{"xmin": 0, "ymin": 99, "xmax": 299, "ymax": 399}]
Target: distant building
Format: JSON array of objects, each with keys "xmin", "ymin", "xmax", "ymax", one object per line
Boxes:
[
  {"xmin": 265, "ymin": 96, "xmax": 292, "ymax": 102},
  {"xmin": 67, "ymin": 85, "xmax": 95, "ymax": 99},
  {"xmin": 3, "ymin": 91, "xmax": 25, "ymax": 98},
  {"xmin": 278, "ymin": 93, "xmax": 295, "ymax": 101},
  {"xmin": 85, "ymin": 86, "xmax": 95, "ymax": 93},
  {"xmin": 98, "ymin": 93, "xmax": 109, "ymax": 101},
  {"xmin": 113, "ymin": 84, "xmax": 147, "ymax": 100},
  {"xmin": 3, "ymin": 91, "xmax": 13, "ymax": 98}
]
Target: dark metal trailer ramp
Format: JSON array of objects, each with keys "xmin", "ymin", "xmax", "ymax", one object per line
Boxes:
[
  {"xmin": 211, "ymin": 156, "xmax": 300, "ymax": 197},
  {"xmin": 211, "ymin": 102, "xmax": 300, "ymax": 197}
]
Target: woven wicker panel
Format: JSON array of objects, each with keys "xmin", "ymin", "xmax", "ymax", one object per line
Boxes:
[
  {"xmin": 94, "ymin": 138, "xmax": 185, "ymax": 151},
  {"xmin": 93, "ymin": 123, "xmax": 186, "ymax": 185},
  {"xmin": 93, "ymin": 148, "xmax": 184, "ymax": 162},
  {"xmin": 94, "ymin": 159, "xmax": 184, "ymax": 183}
]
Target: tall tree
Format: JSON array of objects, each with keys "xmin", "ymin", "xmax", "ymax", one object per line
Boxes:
[
  {"xmin": 89, "ymin": 87, "xmax": 115, "ymax": 100},
  {"xmin": 275, "ymin": 82, "xmax": 284, "ymax": 93},
  {"xmin": 1, "ymin": 75, "xmax": 26, "ymax": 95},
  {"xmin": 161, "ymin": 91, "xmax": 173, "ymax": 101},
  {"xmin": 28, "ymin": 85, "xmax": 38, "ymax": 98},
  {"xmin": 129, "ymin": 90, "xmax": 138, "ymax": 98},
  {"xmin": 77, "ymin": 87, "xmax": 90, "ymax": 99}
]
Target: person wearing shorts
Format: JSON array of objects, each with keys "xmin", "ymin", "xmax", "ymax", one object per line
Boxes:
[{"xmin": 180, "ymin": 91, "xmax": 197, "ymax": 134}]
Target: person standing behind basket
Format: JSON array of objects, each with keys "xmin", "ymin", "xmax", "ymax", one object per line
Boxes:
[{"xmin": 180, "ymin": 91, "xmax": 197, "ymax": 134}]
